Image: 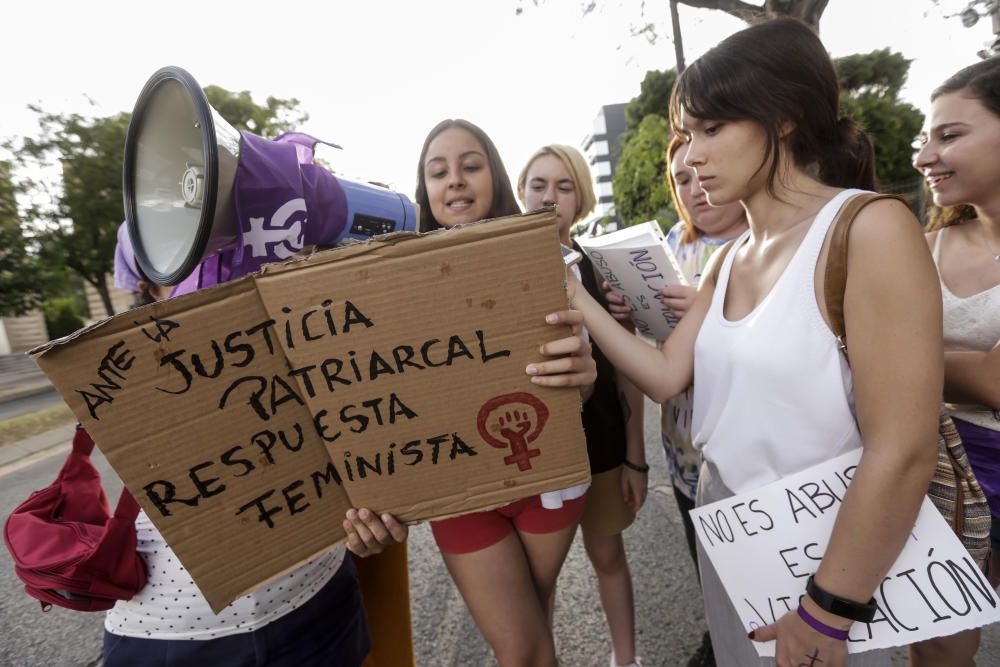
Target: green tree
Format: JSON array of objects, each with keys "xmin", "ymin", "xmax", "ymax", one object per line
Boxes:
[
  {"xmin": 613, "ymin": 69, "xmax": 677, "ymax": 229},
  {"xmin": 16, "ymin": 109, "xmax": 130, "ymax": 317},
  {"xmin": 625, "ymin": 70, "xmax": 678, "ymax": 131},
  {"xmin": 613, "ymin": 48, "xmax": 923, "ymax": 226},
  {"xmin": 834, "ymin": 49, "xmax": 925, "ymax": 188},
  {"xmin": 203, "ymin": 86, "xmax": 308, "ymax": 136},
  {"xmin": 10, "ymin": 87, "xmax": 308, "ymax": 316},
  {"xmin": 613, "ymin": 114, "xmax": 676, "ymax": 229},
  {"xmin": 0, "ymin": 160, "xmax": 45, "ymax": 316}
]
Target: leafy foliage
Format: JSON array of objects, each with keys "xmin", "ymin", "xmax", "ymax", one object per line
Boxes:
[
  {"xmin": 203, "ymin": 86, "xmax": 307, "ymax": 137},
  {"xmin": 7, "ymin": 87, "xmax": 308, "ymax": 317},
  {"xmin": 613, "ymin": 115, "xmax": 677, "ymax": 229},
  {"xmin": 0, "ymin": 160, "xmax": 45, "ymax": 316},
  {"xmin": 625, "ymin": 70, "xmax": 678, "ymax": 131},
  {"xmin": 612, "ymin": 49, "xmax": 924, "ymax": 226},
  {"xmin": 42, "ymin": 296, "xmax": 85, "ymax": 339},
  {"xmin": 834, "ymin": 50, "xmax": 925, "ymax": 187},
  {"xmin": 17, "ymin": 109, "xmax": 130, "ymax": 316}
]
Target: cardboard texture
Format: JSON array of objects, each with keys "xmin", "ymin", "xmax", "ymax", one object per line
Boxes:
[{"xmin": 31, "ymin": 209, "xmax": 590, "ymax": 613}]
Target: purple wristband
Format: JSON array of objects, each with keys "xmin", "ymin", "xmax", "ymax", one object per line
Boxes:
[{"xmin": 797, "ymin": 605, "xmax": 850, "ymax": 641}]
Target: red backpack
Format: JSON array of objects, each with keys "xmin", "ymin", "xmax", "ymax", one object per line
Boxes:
[{"xmin": 3, "ymin": 425, "xmax": 147, "ymax": 611}]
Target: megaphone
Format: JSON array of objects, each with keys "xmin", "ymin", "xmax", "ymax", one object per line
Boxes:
[{"xmin": 123, "ymin": 66, "xmax": 417, "ymax": 286}]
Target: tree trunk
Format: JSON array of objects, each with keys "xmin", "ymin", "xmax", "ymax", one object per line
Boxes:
[
  {"xmin": 94, "ymin": 273, "xmax": 115, "ymax": 318},
  {"xmin": 677, "ymin": 0, "xmax": 829, "ymax": 32},
  {"xmin": 670, "ymin": 0, "xmax": 687, "ymax": 72}
]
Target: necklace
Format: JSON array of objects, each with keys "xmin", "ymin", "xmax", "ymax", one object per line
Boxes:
[{"xmin": 979, "ymin": 224, "xmax": 1000, "ymax": 263}]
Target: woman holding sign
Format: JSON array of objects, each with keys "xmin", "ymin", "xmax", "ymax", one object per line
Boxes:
[
  {"xmin": 553, "ymin": 18, "xmax": 942, "ymax": 667},
  {"xmin": 414, "ymin": 119, "xmax": 598, "ymax": 666},
  {"xmin": 518, "ymin": 144, "xmax": 648, "ymax": 667},
  {"xmin": 912, "ymin": 56, "xmax": 1000, "ymax": 667}
]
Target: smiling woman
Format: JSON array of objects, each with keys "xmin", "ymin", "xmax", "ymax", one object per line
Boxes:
[
  {"xmin": 910, "ymin": 57, "xmax": 1000, "ymax": 667},
  {"xmin": 412, "ymin": 120, "xmax": 598, "ymax": 667},
  {"xmin": 518, "ymin": 144, "xmax": 648, "ymax": 667},
  {"xmin": 414, "ymin": 119, "xmax": 521, "ymax": 231}
]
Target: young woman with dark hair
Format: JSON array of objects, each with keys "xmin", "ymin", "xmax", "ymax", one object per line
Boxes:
[
  {"xmin": 414, "ymin": 118, "xmax": 523, "ymax": 232},
  {"xmin": 546, "ymin": 18, "xmax": 942, "ymax": 666},
  {"xmin": 415, "ymin": 120, "xmax": 598, "ymax": 666},
  {"xmin": 912, "ymin": 56, "xmax": 1000, "ymax": 667}
]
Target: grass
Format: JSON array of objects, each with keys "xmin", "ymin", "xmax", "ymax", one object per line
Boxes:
[{"xmin": 0, "ymin": 404, "xmax": 76, "ymax": 447}]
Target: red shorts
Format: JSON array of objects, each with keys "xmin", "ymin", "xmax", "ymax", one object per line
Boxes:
[{"xmin": 430, "ymin": 494, "xmax": 586, "ymax": 554}]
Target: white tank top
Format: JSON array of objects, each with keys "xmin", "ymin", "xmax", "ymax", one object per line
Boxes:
[
  {"xmin": 692, "ymin": 189, "xmax": 863, "ymax": 494},
  {"xmin": 933, "ymin": 227, "xmax": 1000, "ymax": 431}
]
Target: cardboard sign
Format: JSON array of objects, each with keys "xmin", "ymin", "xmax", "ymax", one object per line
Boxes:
[
  {"xmin": 692, "ymin": 449, "xmax": 1000, "ymax": 657},
  {"xmin": 31, "ymin": 210, "xmax": 590, "ymax": 612},
  {"xmin": 577, "ymin": 221, "xmax": 687, "ymax": 341}
]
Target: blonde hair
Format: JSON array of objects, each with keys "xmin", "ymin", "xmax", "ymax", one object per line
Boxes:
[{"xmin": 517, "ymin": 144, "xmax": 597, "ymax": 224}]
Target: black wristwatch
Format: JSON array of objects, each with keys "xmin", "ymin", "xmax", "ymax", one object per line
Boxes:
[{"xmin": 806, "ymin": 575, "xmax": 878, "ymax": 623}]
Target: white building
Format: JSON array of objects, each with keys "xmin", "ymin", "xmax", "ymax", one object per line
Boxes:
[{"xmin": 579, "ymin": 103, "xmax": 627, "ymax": 235}]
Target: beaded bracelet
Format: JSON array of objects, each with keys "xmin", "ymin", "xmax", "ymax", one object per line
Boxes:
[
  {"xmin": 797, "ymin": 605, "xmax": 850, "ymax": 641},
  {"xmin": 623, "ymin": 459, "xmax": 650, "ymax": 473}
]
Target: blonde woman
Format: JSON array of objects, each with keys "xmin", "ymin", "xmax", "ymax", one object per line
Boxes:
[{"xmin": 519, "ymin": 145, "xmax": 647, "ymax": 667}]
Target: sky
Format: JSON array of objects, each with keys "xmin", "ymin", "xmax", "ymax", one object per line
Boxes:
[{"xmin": 2, "ymin": 0, "xmax": 997, "ymax": 201}]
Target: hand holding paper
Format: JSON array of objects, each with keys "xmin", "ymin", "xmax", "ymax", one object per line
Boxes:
[
  {"xmin": 600, "ymin": 281, "xmax": 633, "ymax": 323},
  {"xmin": 659, "ymin": 283, "xmax": 698, "ymax": 319},
  {"xmin": 576, "ymin": 221, "xmax": 688, "ymax": 340},
  {"xmin": 750, "ymin": 596, "xmax": 850, "ymax": 667},
  {"xmin": 691, "ymin": 449, "xmax": 1000, "ymax": 657}
]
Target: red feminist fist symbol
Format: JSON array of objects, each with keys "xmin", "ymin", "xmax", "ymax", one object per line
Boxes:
[{"xmin": 477, "ymin": 392, "xmax": 550, "ymax": 471}]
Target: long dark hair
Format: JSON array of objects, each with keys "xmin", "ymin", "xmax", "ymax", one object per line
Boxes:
[
  {"xmin": 669, "ymin": 17, "xmax": 875, "ymax": 196},
  {"xmin": 414, "ymin": 119, "xmax": 521, "ymax": 232},
  {"xmin": 927, "ymin": 57, "xmax": 1000, "ymax": 230}
]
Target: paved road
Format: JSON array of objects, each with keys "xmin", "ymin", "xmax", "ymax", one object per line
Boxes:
[
  {"xmin": 0, "ymin": 441, "xmax": 109, "ymax": 667},
  {"xmin": 2, "ymin": 402, "xmax": 998, "ymax": 666},
  {"xmin": 0, "ymin": 387, "xmax": 64, "ymax": 422},
  {"xmin": 0, "ymin": 400, "xmax": 712, "ymax": 666}
]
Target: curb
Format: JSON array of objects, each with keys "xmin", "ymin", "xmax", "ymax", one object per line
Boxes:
[
  {"xmin": 0, "ymin": 381, "xmax": 54, "ymax": 405},
  {"xmin": 0, "ymin": 423, "xmax": 75, "ymax": 468}
]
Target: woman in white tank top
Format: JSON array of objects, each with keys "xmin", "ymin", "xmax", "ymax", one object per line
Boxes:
[
  {"xmin": 912, "ymin": 57, "xmax": 1000, "ymax": 667},
  {"xmin": 549, "ymin": 19, "xmax": 942, "ymax": 667}
]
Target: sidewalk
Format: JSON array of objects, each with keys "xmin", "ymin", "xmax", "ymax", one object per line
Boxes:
[
  {"xmin": 0, "ymin": 423, "xmax": 75, "ymax": 468},
  {"xmin": 0, "ymin": 354, "xmax": 52, "ymax": 404},
  {"xmin": 0, "ymin": 359, "xmax": 68, "ymax": 469}
]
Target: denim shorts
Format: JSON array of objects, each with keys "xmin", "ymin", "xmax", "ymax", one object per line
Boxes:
[{"xmin": 103, "ymin": 556, "xmax": 370, "ymax": 667}]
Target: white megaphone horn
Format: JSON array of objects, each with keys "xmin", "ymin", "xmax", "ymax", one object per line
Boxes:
[{"xmin": 122, "ymin": 66, "xmax": 417, "ymax": 286}]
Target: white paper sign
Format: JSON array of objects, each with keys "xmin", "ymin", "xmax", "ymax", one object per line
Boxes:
[
  {"xmin": 691, "ymin": 449, "xmax": 1000, "ymax": 657},
  {"xmin": 577, "ymin": 221, "xmax": 687, "ymax": 341}
]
